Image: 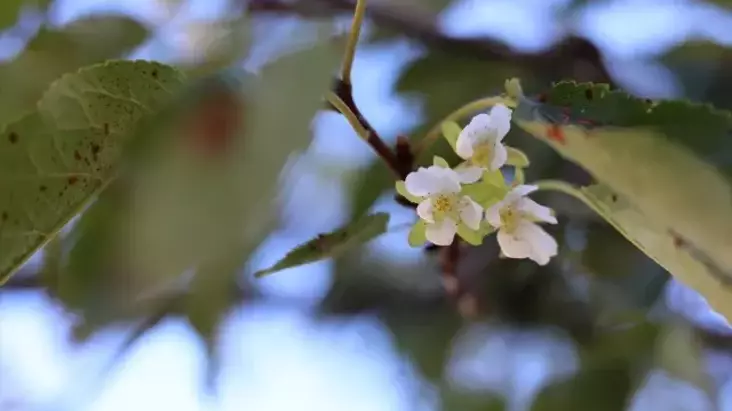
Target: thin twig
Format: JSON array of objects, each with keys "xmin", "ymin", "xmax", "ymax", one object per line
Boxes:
[{"xmin": 340, "ymin": 0, "xmax": 366, "ymax": 84}]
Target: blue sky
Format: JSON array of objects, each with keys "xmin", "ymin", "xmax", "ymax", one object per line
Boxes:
[{"xmin": 2, "ymin": 1, "xmax": 732, "ymax": 411}]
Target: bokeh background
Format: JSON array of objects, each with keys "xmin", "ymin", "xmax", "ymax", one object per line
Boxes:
[{"xmin": 3, "ymin": 0, "xmax": 732, "ymax": 410}]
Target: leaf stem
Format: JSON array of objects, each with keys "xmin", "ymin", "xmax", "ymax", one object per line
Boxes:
[
  {"xmin": 326, "ymin": 90, "xmax": 405, "ymax": 178},
  {"xmin": 415, "ymin": 95, "xmax": 517, "ymax": 158},
  {"xmin": 533, "ymin": 179, "xmax": 602, "ymax": 216},
  {"xmin": 340, "ymin": 0, "xmax": 367, "ymax": 84}
]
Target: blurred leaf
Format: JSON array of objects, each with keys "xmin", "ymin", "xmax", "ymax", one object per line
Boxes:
[
  {"xmin": 0, "ymin": 15, "xmax": 150, "ymax": 125},
  {"xmin": 514, "ymin": 81, "xmax": 732, "ymax": 322},
  {"xmin": 349, "ymin": 159, "xmax": 393, "ymax": 218},
  {"xmin": 0, "ymin": 60, "xmax": 185, "ymax": 285},
  {"xmin": 660, "ymin": 40, "xmax": 732, "ymax": 110},
  {"xmin": 254, "ymin": 212, "xmax": 390, "ymax": 277},
  {"xmin": 655, "ymin": 323, "xmax": 713, "ymax": 394},
  {"xmin": 186, "ymin": 248, "xmax": 252, "ymax": 391},
  {"xmin": 0, "ymin": 0, "xmax": 24, "ymax": 31},
  {"xmin": 125, "ymin": 30, "xmax": 343, "ymax": 286},
  {"xmin": 530, "ymin": 363, "xmax": 633, "ymax": 411},
  {"xmin": 581, "ymin": 222, "xmax": 669, "ymax": 310},
  {"xmin": 440, "ymin": 387, "xmax": 505, "ymax": 411}
]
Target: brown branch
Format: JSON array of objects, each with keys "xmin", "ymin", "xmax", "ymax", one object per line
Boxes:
[{"xmin": 247, "ymin": 0, "xmax": 614, "ymax": 85}]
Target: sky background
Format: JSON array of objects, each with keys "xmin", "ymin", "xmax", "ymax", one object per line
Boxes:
[{"xmin": 3, "ymin": 0, "xmax": 732, "ymax": 410}]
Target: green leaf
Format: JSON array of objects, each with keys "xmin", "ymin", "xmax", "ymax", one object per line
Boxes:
[
  {"xmin": 254, "ymin": 213, "xmax": 390, "ymax": 277},
  {"xmin": 0, "ymin": 60, "xmax": 185, "ymax": 285},
  {"xmin": 125, "ymin": 29, "xmax": 344, "ymax": 283},
  {"xmin": 408, "ymin": 220, "xmax": 427, "ymax": 247},
  {"xmin": 506, "ymin": 145, "xmax": 530, "ymax": 167},
  {"xmin": 461, "ymin": 169, "xmax": 508, "ymax": 207},
  {"xmin": 433, "ymin": 155, "xmax": 450, "ymax": 168},
  {"xmin": 441, "ymin": 120, "xmax": 461, "ymax": 151},
  {"xmin": 0, "ymin": 0, "xmax": 24, "ymax": 31},
  {"xmin": 395, "ymin": 180, "xmax": 421, "ymax": 203},
  {"xmin": 456, "ymin": 223, "xmax": 483, "ymax": 245},
  {"xmin": 0, "ymin": 15, "xmax": 150, "ymax": 125},
  {"xmin": 513, "ymin": 81, "xmax": 732, "ymax": 321},
  {"xmin": 562, "ymin": 183, "xmax": 732, "ymax": 321}
]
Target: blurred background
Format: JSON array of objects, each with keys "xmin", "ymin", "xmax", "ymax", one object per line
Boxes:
[{"xmin": 2, "ymin": 0, "xmax": 732, "ymax": 410}]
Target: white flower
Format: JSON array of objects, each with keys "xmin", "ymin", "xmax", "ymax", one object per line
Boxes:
[
  {"xmin": 454, "ymin": 104, "xmax": 512, "ymax": 181},
  {"xmin": 484, "ymin": 185, "xmax": 558, "ymax": 265},
  {"xmin": 404, "ymin": 165, "xmax": 483, "ymax": 246}
]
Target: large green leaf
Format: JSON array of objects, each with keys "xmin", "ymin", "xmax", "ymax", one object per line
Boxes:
[
  {"xmin": 0, "ymin": 15, "xmax": 150, "ymax": 125},
  {"xmin": 550, "ymin": 182, "xmax": 732, "ymax": 321},
  {"xmin": 0, "ymin": 60, "xmax": 186, "ymax": 284},
  {"xmin": 124, "ymin": 29, "xmax": 344, "ymax": 284},
  {"xmin": 254, "ymin": 213, "xmax": 390, "ymax": 277},
  {"xmin": 513, "ymin": 82, "xmax": 732, "ymax": 320}
]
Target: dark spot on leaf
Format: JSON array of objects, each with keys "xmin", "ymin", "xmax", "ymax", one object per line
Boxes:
[
  {"xmin": 611, "ymin": 194, "xmax": 618, "ymax": 202},
  {"xmin": 68, "ymin": 176, "xmax": 78, "ymax": 185},
  {"xmin": 584, "ymin": 89, "xmax": 593, "ymax": 100},
  {"xmin": 91, "ymin": 143, "xmax": 101, "ymax": 159},
  {"xmin": 103, "ymin": 123, "xmax": 110, "ymax": 135},
  {"xmin": 1, "ymin": 212, "xmax": 7, "ymax": 222},
  {"xmin": 39, "ymin": 185, "xmax": 47, "ymax": 192},
  {"xmin": 8, "ymin": 132, "xmax": 18, "ymax": 144},
  {"xmin": 151, "ymin": 69, "xmax": 159, "ymax": 79},
  {"xmin": 74, "ymin": 150, "xmax": 82, "ymax": 161}
]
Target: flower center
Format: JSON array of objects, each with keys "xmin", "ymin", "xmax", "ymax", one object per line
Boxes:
[
  {"xmin": 471, "ymin": 142, "xmax": 493, "ymax": 167},
  {"xmin": 433, "ymin": 194, "xmax": 455, "ymax": 213},
  {"xmin": 499, "ymin": 205, "xmax": 522, "ymax": 233}
]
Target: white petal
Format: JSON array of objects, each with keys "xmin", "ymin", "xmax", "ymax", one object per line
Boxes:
[
  {"xmin": 426, "ymin": 218, "xmax": 458, "ymax": 246},
  {"xmin": 459, "ymin": 197, "xmax": 483, "ymax": 230},
  {"xmin": 506, "ymin": 184, "xmax": 538, "ymax": 203},
  {"xmin": 416, "ymin": 199, "xmax": 434, "ymax": 223},
  {"xmin": 488, "ymin": 104, "xmax": 512, "ymax": 141},
  {"xmin": 405, "ymin": 166, "xmax": 458, "ymax": 197},
  {"xmin": 456, "ymin": 114, "xmax": 491, "ymax": 158},
  {"xmin": 484, "ymin": 202, "xmax": 503, "ymax": 227},
  {"xmin": 513, "ymin": 221, "xmax": 558, "ymax": 265},
  {"xmin": 489, "ymin": 142, "xmax": 508, "ymax": 171},
  {"xmin": 496, "ymin": 228, "xmax": 533, "ymax": 260},
  {"xmin": 431, "ymin": 166, "xmax": 463, "ymax": 193},
  {"xmin": 518, "ymin": 198, "xmax": 557, "ymax": 224},
  {"xmin": 456, "ymin": 165, "xmax": 483, "ymax": 183},
  {"xmin": 404, "ymin": 167, "xmax": 434, "ymax": 197}
]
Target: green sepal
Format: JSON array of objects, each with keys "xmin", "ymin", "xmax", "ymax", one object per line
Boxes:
[
  {"xmin": 441, "ymin": 120, "xmax": 462, "ymax": 152},
  {"xmin": 505, "ymin": 145, "xmax": 530, "ymax": 167},
  {"xmin": 395, "ymin": 180, "xmax": 421, "ymax": 204},
  {"xmin": 408, "ymin": 220, "xmax": 427, "ymax": 247},
  {"xmin": 457, "ymin": 223, "xmax": 483, "ymax": 246},
  {"xmin": 433, "ymin": 155, "xmax": 450, "ymax": 168}
]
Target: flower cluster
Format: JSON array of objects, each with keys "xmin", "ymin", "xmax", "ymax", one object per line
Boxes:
[{"xmin": 397, "ymin": 104, "xmax": 559, "ymax": 266}]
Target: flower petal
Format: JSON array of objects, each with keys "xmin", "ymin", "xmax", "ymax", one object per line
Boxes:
[
  {"xmin": 459, "ymin": 197, "xmax": 483, "ymax": 230},
  {"xmin": 513, "ymin": 221, "xmax": 558, "ymax": 265},
  {"xmin": 431, "ymin": 166, "xmax": 463, "ymax": 193},
  {"xmin": 484, "ymin": 201, "xmax": 503, "ymax": 227},
  {"xmin": 426, "ymin": 218, "xmax": 458, "ymax": 246},
  {"xmin": 416, "ymin": 199, "xmax": 434, "ymax": 223},
  {"xmin": 404, "ymin": 167, "xmax": 435, "ymax": 197},
  {"xmin": 496, "ymin": 228, "xmax": 533, "ymax": 260},
  {"xmin": 455, "ymin": 165, "xmax": 483, "ymax": 184},
  {"xmin": 456, "ymin": 114, "xmax": 491, "ymax": 159},
  {"xmin": 506, "ymin": 184, "xmax": 538, "ymax": 203},
  {"xmin": 488, "ymin": 104, "xmax": 512, "ymax": 141},
  {"xmin": 518, "ymin": 198, "xmax": 557, "ymax": 224},
  {"xmin": 489, "ymin": 142, "xmax": 508, "ymax": 171}
]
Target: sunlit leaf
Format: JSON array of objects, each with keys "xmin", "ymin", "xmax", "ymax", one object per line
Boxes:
[
  {"xmin": 254, "ymin": 212, "xmax": 390, "ymax": 277},
  {"xmin": 514, "ymin": 81, "xmax": 732, "ymax": 321},
  {"xmin": 0, "ymin": 15, "xmax": 150, "ymax": 125},
  {"xmin": 0, "ymin": 60, "xmax": 185, "ymax": 284}
]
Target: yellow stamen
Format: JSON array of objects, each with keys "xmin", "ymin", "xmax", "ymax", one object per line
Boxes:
[
  {"xmin": 471, "ymin": 143, "xmax": 493, "ymax": 167},
  {"xmin": 433, "ymin": 194, "xmax": 454, "ymax": 213}
]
